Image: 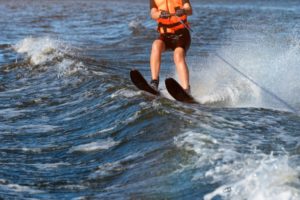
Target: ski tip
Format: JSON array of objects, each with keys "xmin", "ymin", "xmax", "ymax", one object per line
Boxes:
[
  {"xmin": 130, "ymin": 69, "xmax": 159, "ymax": 95},
  {"xmin": 130, "ymin": 69, "xmax": 139, "ymax": 78},
  {"xmin": 165, "ymin": 78, "xmax": 197, "ymax": 104}
]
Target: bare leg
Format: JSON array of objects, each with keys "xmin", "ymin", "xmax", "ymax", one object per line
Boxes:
[
  {"xmin": 173, "ymin": 47, "xmax": 190, "ymax": 90},
  {"xmin": 150, "ymin": 39, "xmax": 165, "ymax": 81}
]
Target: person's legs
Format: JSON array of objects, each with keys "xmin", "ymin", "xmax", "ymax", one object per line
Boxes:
[
  {"xmin": 173, "ymin": 47, "xmax": 190, "ymax": 91},
  {"xmin": 150, "ymin": 39, "xmax": 165, "ymax": 83}
]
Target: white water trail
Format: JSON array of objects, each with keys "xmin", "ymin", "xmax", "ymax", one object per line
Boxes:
[{"xmin": 190, "ymin": 30, "xmax": 300, "ymax": 112}]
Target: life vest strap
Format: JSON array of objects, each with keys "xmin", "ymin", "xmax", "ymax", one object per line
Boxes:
[
  {"xmin": 158, "ymin": 19, "xmax": 187, "ymax": 29},
  {"xmin": 157, "ymin": 19, "xmax": 188, "ymax": 34}
]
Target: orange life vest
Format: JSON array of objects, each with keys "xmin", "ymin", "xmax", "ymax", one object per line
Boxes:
[{"xmin": 154, "ymin": 0, "xmax": 189, "ymax": 34}]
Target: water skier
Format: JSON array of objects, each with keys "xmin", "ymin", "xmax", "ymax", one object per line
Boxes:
[{"xmin": 149, "ymin": 0, "xmax": 193, "ymax": 94}]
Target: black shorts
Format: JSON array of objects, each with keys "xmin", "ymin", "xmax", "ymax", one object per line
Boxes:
[{"xmin": 158, "ymin": 28, "xmax": 191, "ymax": 52}]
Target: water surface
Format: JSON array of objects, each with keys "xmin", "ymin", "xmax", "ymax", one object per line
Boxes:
[{"xmin": 0, "ymin": 0, "xmax": 300, "ymax": 199}]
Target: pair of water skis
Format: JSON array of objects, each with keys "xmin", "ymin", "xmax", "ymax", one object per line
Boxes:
[{"xmin": 130, "ymin": 69, "xmax": 197, "ymax": 104}]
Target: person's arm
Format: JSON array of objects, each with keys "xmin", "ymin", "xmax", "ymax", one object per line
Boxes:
[
  {"xmin": 150, "ymin": 0, "xmax": 160, "ymax": 20},
  {"xmin": 150, "ymin": 7, "xmax": 161, "ymax": 20},
  {"xmin": 183, "ymin": 0, "xmax": 192, "ymax": 16}
]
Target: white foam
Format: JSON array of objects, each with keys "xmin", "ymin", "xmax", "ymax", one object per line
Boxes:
[
  {"xmin": 71, "ymin": 197, "xmax": 86, "ymax": 200},
  {"xmin": 58, "ymin": 184, "xmax": 87, "ymax": 190},
  {"xmin": 85, "ymin": 126, "xmax": 117, "ymax": 138},
  {"xmin": 111, "ymin": 88, "xmax": 139, "ymax": 99},
  {"xmin": 0, "ymin": 179, "xmax": 43, "ymax": 194},
  {"xmin": 18, "ymin": 124, "xmax": 59, "ymax": 133},
  {"xmin": 174, "ymin": 131, "xmax": 300, "ymax": 200},
  {"xmin": 89, "ymin": 161, "xmax": 124, "ymax": 180},
  {"xmin": 123, "ymin": 110, "xmax": 141, "ymax": 125},
  {"xmin": 6, "ymin": 184, "xmax": 43, "ymax": 193},
  {"xmin": 33, "ymin": 162, "xmax": 70, "ymax": 170},
  {"xmin": 56, "ymin": 59, "xmax": 86, "ymax": 78},
  {"xmin": 14, "ymin": 37, "xmax": 61, "ymax": 65},
  {"xmin": 204, "ymin": 155, "xmax": 300, "ymax": 200},
  {"xmin": 21, "ymin": 147, "xmax": 42, "ymax": 153},
  {"xmin": 174, "ymin": 131, "xmax": 221, "ymax": 171},
  {"xmin": 13, "ymin": 37, "xmax": 87, "ymax": 78},
  {"xmin": 91, "ymin": 70, "xmax": 107, "ymax": 76},
  {"xmin": 69, "ymin": 138, "xmax": 119, "ymax": 153}
]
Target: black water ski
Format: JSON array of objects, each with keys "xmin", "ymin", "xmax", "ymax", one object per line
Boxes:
[
  {"xmin": 130, "ymin": 69, "xmax": 159, "ymax": 95},
  {"xmin": 165, "ymin": 78, "xmax": 197, "ymax": 103}
]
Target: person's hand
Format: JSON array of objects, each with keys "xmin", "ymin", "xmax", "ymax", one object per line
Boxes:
[
  {"xmin": 160, "ymin": 10, "xmax": 171, "ymax": 19},
  {"xmin": 175, "ymin": 9, "xmax": 186, "ymax": 17}
]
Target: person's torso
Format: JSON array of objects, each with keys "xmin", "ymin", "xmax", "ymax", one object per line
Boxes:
[{"xmin": 154, "ymin": 0, "xmax": 189, "ymax": 34}]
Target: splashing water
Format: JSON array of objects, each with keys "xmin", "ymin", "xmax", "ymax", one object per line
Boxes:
[
  {"xmin": 13, "ymin": 37, "xmax": 86, "ymax": 78},
  {"xmin": 190, "ymin": 29, "xmax": 300, "ymax": 112},
  {"xmin": 14, "ymin": 37, "xmax": 63, "ymax": 65}
]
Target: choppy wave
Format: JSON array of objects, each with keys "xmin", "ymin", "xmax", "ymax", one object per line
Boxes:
[
  {"xmin": 1, "ymin": 34, "xmax": 300, "ymax": 200},
  {"xmin": 0, "ymin": 0, "xmax": 300, "ymax": 200},
  {"xmin": 205, "ymin": 155, "xmax": 300, "ymax": 200},
  {"xmin": 175, "ymin": 131, "xmax": 300, "ymax": 200},
  {"xmin": 12, "ymin": 37, "xmax": 86, "ymax": 78}
]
